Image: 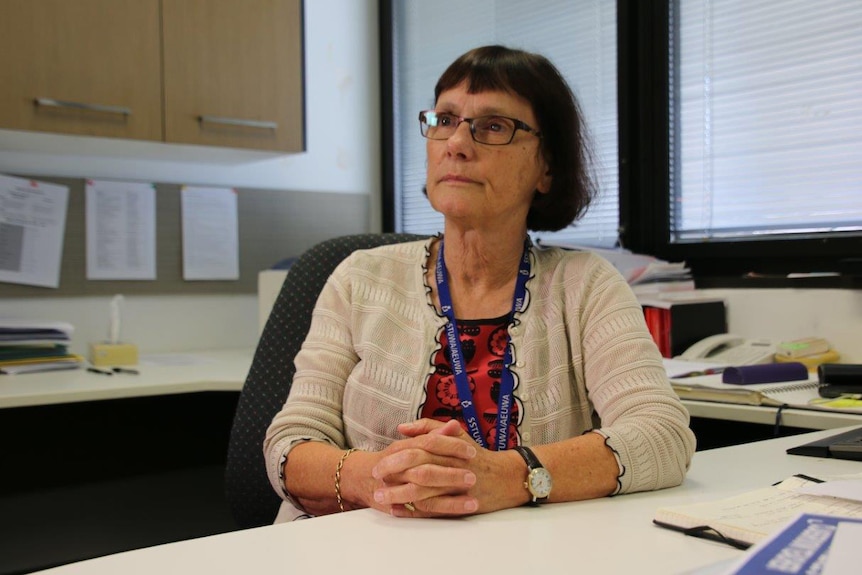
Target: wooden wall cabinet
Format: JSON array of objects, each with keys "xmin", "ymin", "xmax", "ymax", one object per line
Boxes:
[
  {"xmin": 0, "ymin": 0, "xmax": 163, "ymax": 142},
  {"xmin": 0, "ymin": 0, "xmax": 304, "ymax": 153},
  {"xmin": 162, "ymin": 0, "xmax": 304, "ymax": 153}
]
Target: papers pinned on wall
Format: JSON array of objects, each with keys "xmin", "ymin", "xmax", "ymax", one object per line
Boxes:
[
  {"xmin": 0, "ymin": 173, "xmax": 69, "ymax": 288},
  {"xmin": 85, "ymin": 179, "xmax": 157, "ymax": 280},
  {"xmin": 181, "ymin": 186, "xmax": 239, "ymax": 281}
]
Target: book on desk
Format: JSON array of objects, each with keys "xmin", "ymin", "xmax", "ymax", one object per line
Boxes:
[
  {"xmin": 664, "ymin": 358, "xmax": 862, "ymax": 412},
  {"xmin": 670, "ymin": 378, "xmax": 822, "ymax": 408},
  {"xmin": 653, "ymin": 473, "xmax": 862, "ymax": 549}
]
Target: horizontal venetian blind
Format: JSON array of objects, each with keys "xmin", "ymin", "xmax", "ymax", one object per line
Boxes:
[
  {"xmin": 674, "ymin": 0, "xmax": 862, "ymax": 241},
  {"xmin": 392, "ymin": 0, "xmax": 619, "ymax": 248}
]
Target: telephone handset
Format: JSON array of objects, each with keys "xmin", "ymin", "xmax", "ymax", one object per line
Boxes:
[{"xmin": 677, "ymin": 334, "xmax": 777, "ymax": 365}]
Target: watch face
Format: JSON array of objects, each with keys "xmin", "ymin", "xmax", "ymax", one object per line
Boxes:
[{"xmin": 528, "ymin": 468, "xmax": 553, "ymax": 498}]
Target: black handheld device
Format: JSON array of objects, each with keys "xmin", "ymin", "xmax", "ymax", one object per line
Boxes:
[{"xmin": 817, "ymin": 363, "xmax": 862, "ymax": 398}]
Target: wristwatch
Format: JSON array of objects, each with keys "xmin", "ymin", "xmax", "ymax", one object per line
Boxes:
[{"xmin": 514, "ymin": 446, "xmax": 552, "ymax": 504}]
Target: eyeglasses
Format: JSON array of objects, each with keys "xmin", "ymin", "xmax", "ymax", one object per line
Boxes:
[{"xmin": 418, "ymin": 110, "xmax": 541, "ymax": 146}]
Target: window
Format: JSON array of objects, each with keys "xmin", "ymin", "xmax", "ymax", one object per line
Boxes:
[
  {"xmin": 621, "ymin": 1, "xmax": 862, "ymax": 286},
  {"xmin": 675, "ymin": 0, "xmax": 862, "ymax": 243},
  {"xmin": 384, "ymin": 0, "xmax": 619, "ymax": 248},
  {"xmin": 384, "ymin": 1, "xmax": 862, "ymax": 287}
]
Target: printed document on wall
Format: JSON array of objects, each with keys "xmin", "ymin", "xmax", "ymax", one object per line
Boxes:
[
  {"xmin": 86, "ymin": 179, "xmax": 157, "ymax": 280},
  {"xmin": 181, "ymin": 186, "xmax": 239, "ymax": 280},
  {"xmin": 0, "ymin": 173, "xmax": 68, "ymax": 288}
]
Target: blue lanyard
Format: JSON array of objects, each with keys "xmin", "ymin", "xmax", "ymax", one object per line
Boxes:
[{"xmin": 435, "ymin": 239, "xmax": 531, "ymax": 451}]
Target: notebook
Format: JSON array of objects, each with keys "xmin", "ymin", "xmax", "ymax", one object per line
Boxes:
[
  {"xmin": 669, "ymin": 376, "xmax": 823, "ymax": 407},
  {"xmin": 786, "ymin": 426, "xmax": 862, "ymax": 461},
  {"xmin": 664, "ymin": 360, "xmax": 862, "ymax": 412},
  {"xmin": 652, "ymin": 474, "xmax": 862, "ymax": 549}
]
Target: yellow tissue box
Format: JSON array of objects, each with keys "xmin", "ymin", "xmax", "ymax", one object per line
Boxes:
[{"xmin": 90, "ymin": 343, "xmax": 139, "ymax": 367}]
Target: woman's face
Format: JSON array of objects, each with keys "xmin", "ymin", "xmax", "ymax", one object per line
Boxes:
[{"xmin": 425, "ymin": 83, "xmax": 550, "ymax": 230}]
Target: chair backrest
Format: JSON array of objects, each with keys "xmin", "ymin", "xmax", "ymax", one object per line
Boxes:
[{"xmin": 224, "ymin": 233, "xmax": 426, "ymax": 529}]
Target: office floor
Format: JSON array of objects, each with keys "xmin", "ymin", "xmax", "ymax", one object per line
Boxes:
[{"xmin": 0, "ymin": 464, "xmax": 239, "ymax": 575}]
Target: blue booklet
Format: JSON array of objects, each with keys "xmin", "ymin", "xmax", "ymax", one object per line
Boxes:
[{"xmin": 727, "ymin": 513, "xmax": 861, "ymax": 575}]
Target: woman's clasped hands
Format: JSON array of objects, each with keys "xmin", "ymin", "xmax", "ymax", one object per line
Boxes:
[{"xmin": 370, "ymin": 418, "xmax": 513, "ymax": 518}]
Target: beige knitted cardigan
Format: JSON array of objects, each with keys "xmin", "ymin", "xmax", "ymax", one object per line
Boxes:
[{"xmin": 264, "ymin": 238, "xmax": 695, "ymax": 516}]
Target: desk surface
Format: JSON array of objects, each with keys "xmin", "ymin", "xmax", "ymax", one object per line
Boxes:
[
  {"xmin": 0, "ymin": 348, "xmax": 253, "ymax": 408},
  {"xmin": 684, "ymin": 399, "xmax": 862, "ymax": 429},
  {"xmin": 5, "ymin": 348, "xmax": 860, "ymax": 432},
  {"xmin": 30, "ymin": 427, "xmax": 862, "ymax": 575},
  {"xmin": 0, "ymin": 349, "xmax": 862, "ymax": 429}
]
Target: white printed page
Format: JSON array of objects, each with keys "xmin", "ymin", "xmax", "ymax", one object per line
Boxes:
[
  {"xmin": 0, "ymin": 174, "xmax": 68, "ymax": 288},
  {"xmin": 180, "ymin": 186, "xmax": 240, "ymax": 281},
  {"xmin": 85, "ymin": 179, "xmax": 157, "ymax": 280}
]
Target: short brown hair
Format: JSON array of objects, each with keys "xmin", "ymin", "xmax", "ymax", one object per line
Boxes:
[{"xmin": 433, "ymin": 45, "xmax": 597, "ymax": 231}]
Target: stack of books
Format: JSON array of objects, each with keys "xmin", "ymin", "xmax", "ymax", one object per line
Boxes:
[{"xmin": 0, "ymin": 320, "xmax": 84, "ymax": 374}]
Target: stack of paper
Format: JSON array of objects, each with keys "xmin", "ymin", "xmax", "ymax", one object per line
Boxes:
[
  {"xmin": 0, "ymin": 320, "xmax": 84, "ymax": 374},
  {"xmin": 628, "ymin": 261, "xmax": 695, "ymax": 296},
  {"xmin": 534, "ymin": 240, "xmax": 694, "ymax": 295}
]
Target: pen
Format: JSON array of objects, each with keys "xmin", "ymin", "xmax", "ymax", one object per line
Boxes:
[
  {"xmin": 87, "ymin": 367, "xmax": 113, "ymax": 376},
  {"xmin": 112, "ymin": 367, "xmax": 139, "ymax": 375},
  {"xmin": 672, "ymin": 368, "xmax": 725, "ymax": 379}
]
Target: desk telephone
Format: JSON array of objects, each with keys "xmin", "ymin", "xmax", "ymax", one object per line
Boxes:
[{"xmin": 678, "ymin": 334, "xmax": 777, "ymax": 365}]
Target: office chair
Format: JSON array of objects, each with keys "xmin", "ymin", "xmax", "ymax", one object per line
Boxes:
[{"xmin": 224, "ymin": 232, "xmax": 426, "ymax": 529}]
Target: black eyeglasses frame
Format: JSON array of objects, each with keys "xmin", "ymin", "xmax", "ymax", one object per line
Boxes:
[{"xmin": 418, "ymin": 110, "xmax": 541, "ymax": 146}]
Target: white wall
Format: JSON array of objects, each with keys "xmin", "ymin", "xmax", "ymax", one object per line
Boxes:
[
  {"xmin": 0, "ymin": 0, "xmax": 380, "ymax": 355},
  {"xmin": 0, "ymin": 294, "xmax": 260, "ymax": 356},
  {"xmin": 703, "ymin": 288, "xmax": 862, "ymax": 363}
]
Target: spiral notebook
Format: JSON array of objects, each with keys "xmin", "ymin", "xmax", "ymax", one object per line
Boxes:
[
  {"xmin": 670, "ymin": 378, "xmax": 824, "ymax": 407},
  {"xmin": 663, "ymin": 359, "xmax": 828, "ymax": 408}
]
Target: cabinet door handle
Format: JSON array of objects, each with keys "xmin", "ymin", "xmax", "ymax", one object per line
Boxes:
[
  {"xmin": 34, "ymin": 98, "xmax": 132, "ymax": 116},
  {"xmin": 198, "ymin": 115, "xmax": 278, "ymax": 130}
]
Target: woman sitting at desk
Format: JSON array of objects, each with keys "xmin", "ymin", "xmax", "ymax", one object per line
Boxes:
[{"xmin": 264, "ymin": 45, "xmax": 695, "ymax": 520}]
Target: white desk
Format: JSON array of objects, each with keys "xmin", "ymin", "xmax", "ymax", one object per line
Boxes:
[
  {"xmin": 29, "ymin": 427, "xmax": 862, "ymax": 575},
  {"xmin": 683, "ymin": 399, "xmax": 862, "ymax": 430},
  {"xmin": 0, "ymin": 348, "xmax": 252, "ymax": 409},
  {"xmin": 7, "ymin": 348, "xmax": 857, "ymax": 432}
]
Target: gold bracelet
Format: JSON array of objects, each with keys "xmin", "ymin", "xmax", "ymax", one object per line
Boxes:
[{"xmin": 335, "ymin": 448, "xmax": 358, "ymax": 512}]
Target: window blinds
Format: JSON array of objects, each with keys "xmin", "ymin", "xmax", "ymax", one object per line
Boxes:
[
  {"xmin": 392, "ymin": 0, "xmax": 619, "ymax": 248},
  {"xmin": 674, "ymin": 0, "xmax": 862, "ymax": 241}
]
